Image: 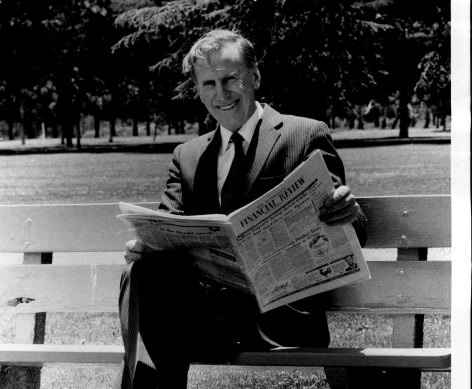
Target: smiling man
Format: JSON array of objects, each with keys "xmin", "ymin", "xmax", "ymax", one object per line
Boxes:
[
  {"xmin": 191, "ymin": 37, "xmax": 261, "ymax": 131},
  {"xmin": 116, "ymin": 29, "xmax": 367, "ymax": 389}
]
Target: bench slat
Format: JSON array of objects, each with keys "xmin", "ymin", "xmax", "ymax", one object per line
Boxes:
[
  {"xmin": 232, "ymin": 347, "xmax": 451, "ymax": 370},
  {"xmin": 0, "ymin": 261, "xmax": 450, "ymax": 314},
  {"xmin": 0, "ymin": 202, "xmax": 159, "ymax": 253},
  {"xmin": 358, "ymin": 195, "xmax": 450, "ymax": 248},
  {"xmin": 0, "ymin": 344, "xmax": 450, "ymax": 370},
  {"xmin": 0, "ymin": 196, "xmax": 452, "ymax": 379},
  {"xmin": 0, "ymin": 196, "xmax": 450, "ymax": 253}
]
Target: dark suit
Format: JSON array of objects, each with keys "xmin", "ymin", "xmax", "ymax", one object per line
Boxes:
[{"xmin": 116, "ymin": 104, "xmax": 367, "ymax": 388}]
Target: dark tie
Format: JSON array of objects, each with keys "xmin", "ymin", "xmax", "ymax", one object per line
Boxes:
[{"xmin": 221, "ymin": 132, "xmax": 246, "ymax": 213}]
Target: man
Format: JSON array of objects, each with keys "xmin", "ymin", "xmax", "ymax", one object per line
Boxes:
[{"xmin": 116, "ymin": 29, "xmax": 367, "ymax": 388}]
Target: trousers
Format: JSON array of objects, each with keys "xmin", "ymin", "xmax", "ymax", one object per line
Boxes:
[{"xmin": 115, "ymin": 251, "xmax": 330, "ymax": 389}]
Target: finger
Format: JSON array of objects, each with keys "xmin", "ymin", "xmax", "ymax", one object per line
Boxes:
[
  {"xmin": 320, "ymin": 202, "xmax": 360, "ymax": 225},
  {"xmin": 125, "ymin": 239, "xmax": 150, "ymax": 254},
  {"xmin": 124, "ymin": 250, "xmax": 142, "ymax": 264},
  {"xmin": 323, "ymin": 210, "xmax": 359, "ymax": 226},
  {"xmin": 321, "ymin": 193, "xmax": 356, "ymax": 216},
  {"xmin": 124, "ymin": 240, "xmax": 152, "ymax": 264},
  {"xmin": 125, "ymin": 239, "xmax": 138, "ymax": 253},
  {"xmin": 324, "ymin": 185, "xmax": 351, "ymax": 207}
]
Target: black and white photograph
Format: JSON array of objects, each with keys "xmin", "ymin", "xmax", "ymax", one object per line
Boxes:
[{"xmin": 0, "ymin": 1, "xmax": 468, "ymax": 388}]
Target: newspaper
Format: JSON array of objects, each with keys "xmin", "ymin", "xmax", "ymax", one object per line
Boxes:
[{"xmin": 117, "ymin": 150, "xmax": 370, "ymax": 312}]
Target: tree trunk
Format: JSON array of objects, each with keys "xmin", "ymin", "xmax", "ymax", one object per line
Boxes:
[
  {"xmin": 21, "ymin": 124, "xmax": 26, "ymax": 145},
  {"xmin": 132, "ymin": 118, "xmax": 139, "ymax": 136},
  {"xmin": 26, "ymin": 120, "xmax": 35, "ymax": 139},
  {"xmin": 109, "ymin": 115, "xmax": 116, "ymax": 143},
  {"xmin": 64, "ymin": 121, "xmax": 73, "ymax": 147},
  {"xmin": 398, "ymin": 89, "xmax": 410, "ymax": 138},
  {"xmin": 146, "ymin": 120, "xmax": 151, "ymax": 136},
  {"xmin": 61, "ymin": 125, "xmax": 65, "ymax": 145},
  {"xmin": 94, "ymin": 114, "xmax": 100, "ymax": 138},
  {"xmin": 76, "ymin": 120, "xmax": 81, "ymax": 150},
  {"xmin": 441, "ymin": 115, "xmax": 446, "ymax": 131},
  {"xmin": 7, "ymin": 119, "xmax": 14, "ymax": 140}
]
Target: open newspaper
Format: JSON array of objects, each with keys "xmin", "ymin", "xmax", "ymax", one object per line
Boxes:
[{"xmin": 117, "ymin": 150, "xmax": 370, "ymax": 313}]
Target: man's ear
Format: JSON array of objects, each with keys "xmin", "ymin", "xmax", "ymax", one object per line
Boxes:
[{"xmin": 253, "ymin": 67, "xmax": 261, "ymax": 90}]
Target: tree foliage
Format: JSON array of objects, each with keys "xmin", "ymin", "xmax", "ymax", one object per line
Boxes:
[
  {"xmin": 0, "ymin": 0, "xmax": 451, "ymax": 142},
  {"xmin": 113, "ymin": 0, "xmax": 394, "ymax": 122}
]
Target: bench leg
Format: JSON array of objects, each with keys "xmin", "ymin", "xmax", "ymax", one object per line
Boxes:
[
  {"xmin": 324, "ymin": 367, "xmax": 350, "ymax": 388},
  {"xmin": 0, "ymin": 365, "xmax": 42, "ymax": 389},
  {"xmin": 0, "ymin": 312, "xmax": 46, "ymax": 389},
  {"xmin": 0, "ymin": 253, "xmax": 52, "ymax": 389}
]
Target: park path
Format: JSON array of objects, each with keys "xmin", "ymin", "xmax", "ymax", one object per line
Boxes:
[{"xmin": 0, "ymin": 127, "xmax": 450, "ymax": 155}]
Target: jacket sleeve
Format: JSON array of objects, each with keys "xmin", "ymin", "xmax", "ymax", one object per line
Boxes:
[
  {"xmin": 158, "ymin": 144, "xmax": 185, "ymax": 215},
  {"xmin": 306, "ymin": 120, "xmax": 368, "ymax": 247}
]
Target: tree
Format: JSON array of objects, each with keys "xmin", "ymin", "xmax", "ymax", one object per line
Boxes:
[
  {"xmin": 414, "ymin": 19, "xmax": 451, "ymax": 130},
  {"xmin": 44, "ymin": 0, "xmax": 116, "ymax": 147},
  {"xmin": 370, "ymin": 0, "xmax": 450, "ymax": 137},
  {"xmin": 0, "ymin": 0, "xmax": 120, "ymax": 146},
  {"xmin": 0, "ymin": 0, "xmax": 55, "ymax": 141},
  {"xmin": 114, "ymin": 0, "xmax": 392, "ymax": 134}
]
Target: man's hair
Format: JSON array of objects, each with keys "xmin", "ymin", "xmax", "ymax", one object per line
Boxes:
[{"xmin": 182, "ymin": 29, "xmax": 257, "ymax": 78}]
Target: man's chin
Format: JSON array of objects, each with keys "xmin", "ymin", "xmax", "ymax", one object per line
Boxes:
[{"xmin": 216, "ymin": 117, "xmax": 244, "ymax": 132}]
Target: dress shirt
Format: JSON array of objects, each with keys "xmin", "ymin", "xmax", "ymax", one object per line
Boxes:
[{"xmin": 217, "ymin": 101, "xmax": 264, "ymax": 202}]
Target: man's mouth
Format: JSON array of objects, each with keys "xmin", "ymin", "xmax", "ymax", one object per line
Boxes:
[{"xmin": 218, "ymin": 100, "xmax": 238, "ymax": 111}]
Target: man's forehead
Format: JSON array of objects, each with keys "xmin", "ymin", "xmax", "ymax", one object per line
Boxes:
[{"xmin": 195, "ymin": 43, "xmax": 245, "ymax": 71}]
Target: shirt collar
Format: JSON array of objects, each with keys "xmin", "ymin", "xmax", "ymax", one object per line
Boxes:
[{"xmin": 220, "ymin": 101, "xmax": 264, "ymax": 152}]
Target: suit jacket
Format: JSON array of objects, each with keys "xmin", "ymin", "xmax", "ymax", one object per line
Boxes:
[{"xmin": 159, "ymin": 104, "xmax": 367, "ymax": 245}]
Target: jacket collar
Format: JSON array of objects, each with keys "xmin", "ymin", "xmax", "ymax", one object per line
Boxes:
[
  {"xmin": 242, "ymin": 104, "xmax": 283, "ymax": 198},
  {"xmin": 197, "ymin": 103, "xmax": 284, "ymax": 203}
]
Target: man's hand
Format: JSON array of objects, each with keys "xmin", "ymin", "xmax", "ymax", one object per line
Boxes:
[
  {"xmin": 319, "ymin": 185, "xmax": 360, "ymax": 226},
  {"xmin": 124, "ymin": 240, "xmax": 153, "ymax": 264}
]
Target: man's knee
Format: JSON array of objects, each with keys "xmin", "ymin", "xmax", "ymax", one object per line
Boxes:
[{"xmin": 120, "ymin": 251, "xmax": 190, "ymax": 287}]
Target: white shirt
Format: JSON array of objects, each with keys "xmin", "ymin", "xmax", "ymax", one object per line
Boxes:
[{"xmin": 217, "ymin": 101, "xmax": 264, "ymax": 201}]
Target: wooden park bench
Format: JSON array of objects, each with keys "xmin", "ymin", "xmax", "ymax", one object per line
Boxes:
[{"xmin": 0, "ymin": 195, "xmax": 451, "ymax": 388}]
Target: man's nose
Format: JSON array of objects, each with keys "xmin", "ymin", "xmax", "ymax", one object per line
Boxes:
[{"xmin": 216, "ymin": 82, "xmax": 230, "ymax": 100}]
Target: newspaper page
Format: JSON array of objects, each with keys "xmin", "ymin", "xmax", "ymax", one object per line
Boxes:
[
  {"xmin": 227, "ymin": 150, "xmax": 370, "ymax": 312},
  {"xmin": 117, "ymin": 203, "xmax": 252, "ymax": 292},
  {"xmin": 117, "ymin": 150, "xmax": 370, "ymax": 312}
]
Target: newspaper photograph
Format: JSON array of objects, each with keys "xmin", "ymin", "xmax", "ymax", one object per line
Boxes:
[{"xmin": 117, "ymin": 150, "xmax": 370, "ymax": 313}]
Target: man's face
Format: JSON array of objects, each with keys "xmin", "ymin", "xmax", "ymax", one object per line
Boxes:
[{"xmin": 194, "ymin": 42, "xmax": 261, "ymax": 132}]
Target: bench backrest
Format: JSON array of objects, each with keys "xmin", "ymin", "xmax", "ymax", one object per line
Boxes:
[
  {"xmin": 0, "ymin": 195, "xmax": 451, "ymax": 316},
  {"xmin": 0, "ymin": 195, "xmax": 451, "ymax": 253}
]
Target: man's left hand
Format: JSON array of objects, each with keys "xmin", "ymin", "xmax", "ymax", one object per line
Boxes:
[{"xmin": 319, "ymin": 185, "xmax": 360, "ymax": 225}]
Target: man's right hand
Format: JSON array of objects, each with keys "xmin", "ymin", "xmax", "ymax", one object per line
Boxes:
[{"xmin": 124, "ymin": 240, "xmax": 153, "ymax": 264}]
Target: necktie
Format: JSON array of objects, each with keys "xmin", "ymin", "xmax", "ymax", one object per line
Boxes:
[{"xmin": 221, "ymin": 132, "xmax": 245, "ymax": 212}]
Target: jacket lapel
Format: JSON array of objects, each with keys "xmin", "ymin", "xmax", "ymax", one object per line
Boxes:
[
  {"xmin": 189, "ymin": 105, "xmax": 283, "ymax": 214},
  {"xmin": 191, "ymin": 129, "xmax": 222, "ymax": 214},
  {"xmin": 242, "ymin": 104, "xmax": 283, "ymax": 198}
]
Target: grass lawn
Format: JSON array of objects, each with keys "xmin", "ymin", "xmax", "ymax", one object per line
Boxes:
[
  {"xmin": 339, "ymin": 144, "xmax": 450, "ymax": 196},
  {"xmin": 0, "ymin": 311, "xmax": 450, "ymax": 388},
  {"xmin": 21, "ymin": 312, "xmax": 448, "ymax": 388},
  {"xmin": 0, "ymin": 144, "xmax": 450, "ymax": 205}
]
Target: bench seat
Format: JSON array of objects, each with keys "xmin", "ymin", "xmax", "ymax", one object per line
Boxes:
[
  {"xmin": 0, "ymin": 344, "xmax": 451, "ymax": 370},
  {"xmin": 0, "ymin": 195, "xmax": 452, "ymax": 388}
]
